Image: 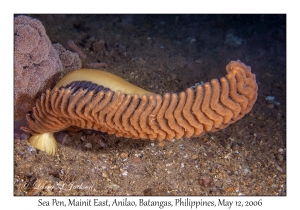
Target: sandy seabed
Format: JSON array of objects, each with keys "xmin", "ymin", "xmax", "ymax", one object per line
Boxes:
[{"xmin": 14, "ymin": 14, "xmax": 286, "ymax": 196}]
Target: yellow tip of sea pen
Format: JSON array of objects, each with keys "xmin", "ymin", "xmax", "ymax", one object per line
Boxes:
[{"xmin": 28, "ymin": 132, "xmax": 57, "ymax": 155}]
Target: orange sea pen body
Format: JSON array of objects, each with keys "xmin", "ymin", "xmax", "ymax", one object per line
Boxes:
[{"xmin": 25, "ymin": 60, "xmax": 258, "ymax": 155}]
